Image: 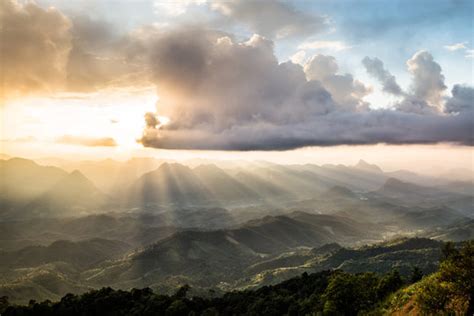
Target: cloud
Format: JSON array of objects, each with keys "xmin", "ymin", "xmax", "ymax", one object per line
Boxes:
[
  {"xmin": 305, "ymin": 55, "xmax": 371, "ymax": 109},
  {"xmin": 0, "ymin": 0, "xmax": 150, "ymax": 97},
  {"xmin": 442, "ymin": 41, "xmax": 473, "ymax": 59},
  {"xmin": 2, "ymin": 1, "xmax": 471, "ymax": 150},
  {"xmin": 444, "ymin": 42, "xmax": 467, "ymax": 51},
  {"xmin": 140, "ymin": 110, "xmax": 473, "ymax": 150},
  {"xmin": 154, "ymin": 0, "xmax": 207, "ymax": 16},
  {"xmin": 210, "ymin": 0, "xmax": 328, "ymax": 39},
  {"xmin": 290, "ymin": 50, "xmax": 306, "ymax": 65},
  {"xmin": 298, "ymin": 40, "xmax": 352, "ymax": 52},
  {"xmin": 445, "ymin": 84, "xmax": 474, "ymax": 114},
  {"xmin": 362, "ymin": 57, "xmax": 403, "ymax": 95},
  {"xmin": 144, "ymin": 112, "xmax": 160, "ymax": 128},
  {"xmin": 0, "ymin": 0, "xmax": 72, "ymax": 98},
  {"xmin": 364, "ymin": 51, "xmax": 453, "ymax": 115},
  {"xmin": 56, "ymin": 135, "xmax": 117, "ymax": 147},
  {"xmin": 137, "ymin": 29, "xmax": 473, "ymax": 150},
  {"xmin": 1, "ymin": 136, "xmax": 38, "ymax": 143},
  {"xmin": 406, "ymin": 50, "xmax": 447, "ymax": 110}
]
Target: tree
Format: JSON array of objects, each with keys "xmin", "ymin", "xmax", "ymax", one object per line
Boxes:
[
  {"xmin": 440, "ymin": 241, "xmax": 458, "ymax": 262},
  {"xmin": 165, "ymin": 300, "xmax": 189, "ymax": 316},
  {"xmin": 410, "ymin": 266, "xmax": 423, "ymax": 283},
  {"xmin": 417, "ymin": 241, "xmax": 474, "ymax": 315},
  {"xmin": 0, "ymin": 296, "xmax": 9, "ymax": 314},
  {"xmin": 322, "ymin": 272, "xmax": 379, "ymax": 316},
  {"xmin": 377, "ymin": 269, "xmax": 403, "ymax": 300},
  {"xmin": 174, "ymin": 284, "xmax": 191, "ymax": 299}
]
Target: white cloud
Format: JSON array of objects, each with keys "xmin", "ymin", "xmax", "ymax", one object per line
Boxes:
[
  {"xmin": 298, "ymin": 40, "xmax": 351, "ymax": 52},
  {"xmin": 305, "ymin": 54, "xmax": 371, "ymax": 110},
  {"xmin": 444, "ymin": 42, "xmax": 467, "ymax": 51},
  {"xmin": 153, "ymin": 0, "xmax": 207, "ymax": 16},
  {"xmin": 406, "ymin": 50, "xmax": 446, "ymax": 110},
  {"xmin": 465, "ymin": 49, "xmax": 474, "ymax": 58},
  {"xmin": 289, "ymin": 50, "xmax": 306, "ymax": 65}
]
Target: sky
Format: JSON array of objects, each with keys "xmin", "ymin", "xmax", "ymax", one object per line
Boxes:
[{"xmin": 0, "ymin": 0, "xmax": 473, "ymax": 172}]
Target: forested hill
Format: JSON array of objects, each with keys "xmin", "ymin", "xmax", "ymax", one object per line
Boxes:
[{"xmin": 2, "ymin": 241, "xmax": 472, "ymax": 316}]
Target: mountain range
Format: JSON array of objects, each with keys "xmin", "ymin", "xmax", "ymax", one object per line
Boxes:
[
  {"xmin": 1, "ymin": 157, "xmax": 472, "ymax": 218},
  {"xmin": 0, "ymin": 156, "xmax": 472, "ymax": 305}
]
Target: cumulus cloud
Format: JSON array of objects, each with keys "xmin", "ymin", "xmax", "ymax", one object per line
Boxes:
[
  {"xmin": 362, "ymin": 57, "xmax": 403, "ymax": 95},
  {"xmin": 364, "ymin": 51, "xmax": 451, "ymax": 115},
  {"xmin": 406, "ymin": 51, "xmax": 447, "ymax": 109},
  {"xmin": 56, "ymin": 135, "xmax": 117, "ymax": 147},
  {"xmin": 0, "ymin": 0, "xmax": 72, "ymax": 97},
  {"xmin": 210, "ymin": 0, "xmax": 328, "ymax": 39},
  {"xmin": 138, "ymin": 29, "xmax": 473, "ymax": 150},
  {"xmin": 143, "ymin": 31, "xmax": 335, "ymax": 129},
  {"xmin": 290, "ymin": 50, "xmax": 307, "ymax": 65},
  {"xmin": 0, "ymin": 0, "xmax": 150, "ymax": 97},
  {"xmin": 305, "ymin": 55, "xmax": 371, "ymax": 110},
  {"xmin": 445, "ymin": 84, "xmax": 474, "ymax": 114}
]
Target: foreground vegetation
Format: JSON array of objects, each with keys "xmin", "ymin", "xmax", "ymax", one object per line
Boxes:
[{"xmin": 2, "ymin": 241, "xmax": 471, "ymax": 316}]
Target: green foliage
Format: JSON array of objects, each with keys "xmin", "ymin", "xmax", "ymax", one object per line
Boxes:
[
  {"xmin": 0, "ymin": 296, "xmax": 10, "ymax": 314},
  {"xmin": 321, "ymin": 271, "xmax": 401, "ymax": 315},
  {"xmin": 2, "ymin": 269, "xmax": 405, "ymax": 316},
  {"xmin": 5, "ymin": 241, "xmax": 472, "ymax": 316},
  {"xmin": 441, "ymin": 241, "xmax": 457, "ymax": 262},
  {"xmin": 376, "ymin": 269, "xmax": 403, "ymax": 300},
  {"xmin": 409, "ymin": 266, "xmax": 423, "ymax": 283},
  {"xmin": 174, "ymin": 284, "xmax": 191, "ymax": 299},
  {"xmin": 416, "ymin": 240, "xmax": 473, "ymax": 315}
]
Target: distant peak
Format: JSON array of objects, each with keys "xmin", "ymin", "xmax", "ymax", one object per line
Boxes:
[
  {"xmin": 155, "ymin": 162, "xmax": 193, "ymax": 174},
  {"xmin": 355, "ymin": 159, "xmax": 383, "ymax": 173},
  {"xmin": 69, "ymin": 169, "xmax": 86, "ymax": 178},
  {"xmin": 61, "ymin": 170, "xmax": 96, "ymax": 186},
  {"xmin": 51, "ymin": 169, "xmax": 100, "ymax": 193}
]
